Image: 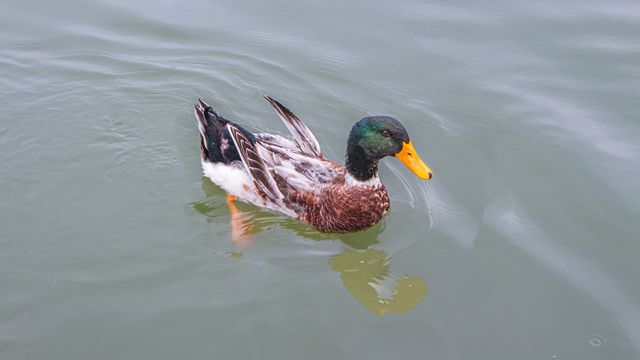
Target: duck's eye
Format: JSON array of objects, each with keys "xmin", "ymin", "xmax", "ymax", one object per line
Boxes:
[{"xmin": 381, "ymin": 130, "xmax": 391, "ymax": 137}]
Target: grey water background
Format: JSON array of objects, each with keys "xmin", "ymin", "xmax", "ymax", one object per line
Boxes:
[{"xmin": 1, "ymin": 0, "xmax": 640, "ymax": 359}]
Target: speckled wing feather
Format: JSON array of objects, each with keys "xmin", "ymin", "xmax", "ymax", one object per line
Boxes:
[
  {"xmin": 226, "ymin": 123, "xmax": 284, "ymax": 202},
  {"xmin": 257, "ymin": 139, "xmax": 341, "ymax": 188},
  {"xmin": 262, "ymin": 96, "xmax": 323, "ymax": 159}
]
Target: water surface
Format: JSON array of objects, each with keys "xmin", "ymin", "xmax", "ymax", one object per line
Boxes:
[{"xmin": 1, "ymin": 0, "xmax": 639, "ymax": 359}]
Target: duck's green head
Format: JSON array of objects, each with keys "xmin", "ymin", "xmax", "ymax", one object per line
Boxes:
[{"xmin": 346, "ymin": 116, "xmax": 433, "ymax": 181}]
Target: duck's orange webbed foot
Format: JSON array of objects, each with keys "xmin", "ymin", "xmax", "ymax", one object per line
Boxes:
[{"xmin": 225, "ymin": 194, "xmax": 255, "ymax": 248}]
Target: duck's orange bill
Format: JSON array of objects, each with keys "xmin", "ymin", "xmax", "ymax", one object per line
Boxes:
[{"xmin": 395, "ymin": 141, "xmax": 433, "ymax": 180}]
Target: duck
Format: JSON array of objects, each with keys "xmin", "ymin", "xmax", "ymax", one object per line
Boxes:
[{"xmin": 193, "ymin": 96, "xmax": 432, "ymax": 233}]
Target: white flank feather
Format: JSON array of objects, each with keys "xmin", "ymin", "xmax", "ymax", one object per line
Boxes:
[{"xmin": 201, "ymin": 160, "xmax": 297, "ymax": 217}]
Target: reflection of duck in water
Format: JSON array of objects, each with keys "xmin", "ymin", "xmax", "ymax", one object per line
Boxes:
[
  {"xmin": 193, "ymin": 187, "xmax": 427, "ymax": 315},
  {"xmin": 330, "ymin": 249, "xmax": 427, "ymax": 316},
  {"xmin": 193, "ymin": 96, "xmax": 432, "ymax": 233}
]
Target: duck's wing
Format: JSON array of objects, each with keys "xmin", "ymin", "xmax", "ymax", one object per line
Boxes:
[
  {"xmin": 262, "ymin": 96, "xmax": 324, "ymax": 159},
  {"xmin": 256, "ymin": 140, "xmax": 343, "ymax": 192},
  {"xmin": 226, "ymin": 123, "xmax": 285, "ymax": 203}
]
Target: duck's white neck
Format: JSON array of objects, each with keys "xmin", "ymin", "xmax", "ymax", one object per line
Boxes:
[{"xmin": 345, "ymin": 173, "xmax": 382, "ymax": 187}]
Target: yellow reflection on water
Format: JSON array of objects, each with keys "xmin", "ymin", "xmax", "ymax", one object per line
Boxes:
[{"xmin": 330, "ymin": 249, "xmax": 427, "ymax": 316}]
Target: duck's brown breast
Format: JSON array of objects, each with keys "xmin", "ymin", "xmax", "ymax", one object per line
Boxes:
[{"xmin": 296, "ymin": 182, "xmax": 390, "ymax": 233}]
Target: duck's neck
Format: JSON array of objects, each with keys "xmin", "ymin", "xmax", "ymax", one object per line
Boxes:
[{"xmin": 345, "ymin": 144, "xmax": 379, "ymax": 182}]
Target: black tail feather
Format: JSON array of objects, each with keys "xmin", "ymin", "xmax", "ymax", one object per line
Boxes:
[{"xmin": 194, "ymin": 99, "xmax": 253, "ymax": 164}]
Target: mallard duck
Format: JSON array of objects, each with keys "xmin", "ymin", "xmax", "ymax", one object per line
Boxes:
[{"xmin": 194, "ymin": 96, "xmax": 432, "ymax": 233}]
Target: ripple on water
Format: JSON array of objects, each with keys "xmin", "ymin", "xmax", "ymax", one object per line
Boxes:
[{"xmin": 484, "ymin": 193, "xmax": 640, "ymax": 352}]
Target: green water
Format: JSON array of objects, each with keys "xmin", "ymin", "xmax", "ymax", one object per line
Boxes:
[{"xmin": 1, "ymin": 0, "xmax": 639, "ymax": 359}]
